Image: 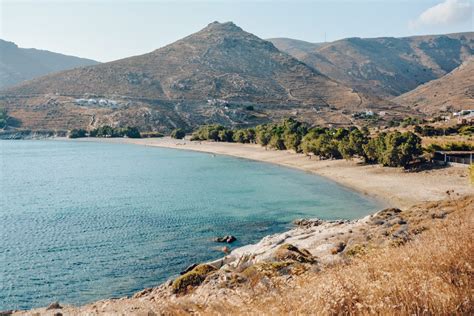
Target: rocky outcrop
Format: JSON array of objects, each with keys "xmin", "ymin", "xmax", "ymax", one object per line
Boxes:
[{"xmin": 213, "ymin": 235, "xmax": 237, "ymax": 243}]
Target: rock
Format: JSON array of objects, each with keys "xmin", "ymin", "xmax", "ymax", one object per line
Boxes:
[
  {"xmin": 431, "ymin": 211, "xmax": 447, "ymax": 219},
  {"xmin": 331, "ymin": 242, "xmax": 346, "ymax": 254},
  {"xmin": 213, "ymin": 235, "xmax": 236, "ymax": 243},
  {"xmin": 376, "ymin": 208, "xmax": 402, "ymax": 219},
  {"xmin": 180, "ymin": 263, "xmax": 198, "ymax": 275},
  {"xmin": 172, "ymin": 264, "xmax": 217, "ymax": 294},
  {"xmin": 293, "ymin": 218, "xmax": 324, "ymax": 228},
  {"xmin": 0, "ymin": 310, "xmax": 13, "ymax": 316},
  {"xmin": 46, "ymin": 302, "xmax": 62, "ymax": 310},
  {"xmin": 132, "ymin": 287, "xmax": 153, "ymax": 298},
  {"xmin": 273, "ymin": 243, "xmax": 317, "ymax": 264},
  {"xmin": 53, "ymin": 313, "xmax": 63, "ymax": 316}
]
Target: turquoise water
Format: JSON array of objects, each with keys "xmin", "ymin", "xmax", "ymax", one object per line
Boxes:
[{"xmin": 0, "ymin": 140, "xmax": 380, "ymax": 310}]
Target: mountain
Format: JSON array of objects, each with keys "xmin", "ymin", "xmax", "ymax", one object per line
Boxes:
[
  {"xmin": 0, "ymin": 39, "xmax": 99, "ymax": 89},
  {"xmin": 393, "ymin": 58, "xmax": 474, "ymax": 114},
  {"xmin": 269, "ymin": 32, "xmax": 473, "ymax": 98},
  {"xmin": 266, "ymin": 38, "xmax": 322, "ymax": 58},
  {"xmin": 1, "ymin": 22, "xmax": 408, "ymax": 132},
  {"xmin": 3, "ymin": 22, "xmax": 357, "ymax": 105}
]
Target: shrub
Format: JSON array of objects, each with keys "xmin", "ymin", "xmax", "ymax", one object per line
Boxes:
[
  {"xmin": 88, "ymin": 126, "xmax": 141, "ymax": 138},
  {"xmin": 0, "ymin": 108, "xmax": 8, "ymax": 129},
  {"xmin": 172, "ymin": 264, "xmax": 216, "ymax": 294},
  {"xmin": 170, "ymin": 128, "xmax": 185, "ymax": 139},
  {"xmin": 68, "ymin": 129, "xmax": 87, "ymax": 138}
]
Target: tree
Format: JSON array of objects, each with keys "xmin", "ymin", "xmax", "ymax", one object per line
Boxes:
[
  {"xmin": 68, "ymin": 129, "xmax": 87, "ymax": 138},
  {"xmin": 0, "ymin": 108, "xmax": 8, "ymax": 129},
  {"xmin": 255, "ymin": 125, "xmax": 272, "ymax": 146},
  {"xmin": 232, "ymin": 129, "xmax": 247, "ymax": 143},
  {"xmin": 268, "ymin": 134, "xmax": 286, "ymax": 150},
  {"xmin": 363, "ymin": 133, "xmax": 386, "ymax": 164},
  {"xmin": 218, "ymin": 129, "xmax": 234, "ymax": 142},
  {"xmin": 283, "ymin": 131, "xmax": 300, "ymax": 152},
  {"xmin": 171, "ymin": 128, "xmax": 186, "ymax": 139},
  {"xmin": 123, "ymin": 126, "xmax": 141, "ymax": 138}
]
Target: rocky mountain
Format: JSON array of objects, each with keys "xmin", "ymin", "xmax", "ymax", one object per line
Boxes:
[
  {"xmin": 393, "ymin": 58, "xmax": 474, "ymax": 114},
  {"xmin": 1, "ymin": 22, "xmax": 410, "ymax": 132},
  {"xmin": 0, "ymin": 39, "xmax": 99, "ymax": 89},
  {"xmin": 269, "ymin": 32, "xmax": 473, "ymax": 98},
  {"xmin": 266, "ymin": 37, "xmax": 322, "ymax": 58}
]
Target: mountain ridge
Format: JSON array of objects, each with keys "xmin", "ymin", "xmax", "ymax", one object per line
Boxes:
[
  {"xmin": 394, "ymin": 57, "xmax": 474, "ymax": 114},
  {"xmin": 0, "ymin": 39, "xmax": 99, "ymax": 89},
  {"xmin": 269, "ymin": 32, "xmax": 473, "ymax": 98},
  {"xmin": 2, "ymin": 21, "xmax": 410, "ymax": 132}
]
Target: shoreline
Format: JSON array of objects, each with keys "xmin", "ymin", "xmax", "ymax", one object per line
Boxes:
[
  {"xmin": 8, "ymin": 137, "xmax": 473, "ymax": 314},
  {"xmin": 66, "ymin": 137, "xmax": 472, "ymax": 209}
]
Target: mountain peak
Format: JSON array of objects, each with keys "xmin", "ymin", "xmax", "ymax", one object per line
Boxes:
[{"xmin": 204, "ymin": 21, "xmax": 243, "ymax": 33}]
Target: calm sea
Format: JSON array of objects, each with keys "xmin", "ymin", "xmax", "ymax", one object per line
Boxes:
[{"xmin": 0, "ymin": 140, "xmax": 380, "ymax": 310}]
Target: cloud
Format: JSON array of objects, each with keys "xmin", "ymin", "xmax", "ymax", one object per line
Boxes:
[{"xmin": 410, "ymin": 0, "xmax": 473, "ymax": 28}]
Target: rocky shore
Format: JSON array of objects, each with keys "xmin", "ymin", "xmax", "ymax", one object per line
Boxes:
[{"xmin": 11, "ymin": 194, "xmax": 473, "ymax": 315}]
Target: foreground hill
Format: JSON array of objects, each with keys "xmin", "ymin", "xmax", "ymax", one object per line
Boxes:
[
  {"xmin": 1, "ymin": 22, "xmax": 410, "ymax": 132},
  {"xmin": 394, "ymin": 58, "xmax": 474, "ymax": 114},
  {"xmin": 269, "ymin": 33, "xmax": 473, "ymax": 98},
  {"xmin": 0, "ymin": 39, "xmax": 99, "ymax": 89}
]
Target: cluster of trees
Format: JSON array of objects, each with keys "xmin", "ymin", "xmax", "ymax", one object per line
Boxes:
[
  {"xmin": 414, "ymin": 124, "xmax": 473, "ymax": 136},
  {"xmin": 426, "ymin": 142, "xmax": 474, "ymax": 152},
  {"xmin": 389, "ymin": 117, "xmax": 425, "ymax": 128},
  {"xmin": 191, "ymin": 118, "xmax": 423, "ymax": 168},
  {"xmin": 69, "ymin": 126, "xmax": 141, "ymax": 138}
]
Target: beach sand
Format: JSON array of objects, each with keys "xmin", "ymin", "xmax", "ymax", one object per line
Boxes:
[{"xmin": 73, "ymin": 137, "xmax": 472, "ymax": 209}]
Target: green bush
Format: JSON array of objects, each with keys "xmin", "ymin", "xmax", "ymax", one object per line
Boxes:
[
  {"xmin": 0, "ymin": 108, "xmax": 8, "ymax": 129},
  {"xmin": 88, "ymin": 126, "xmax": 141, "ymax": 138},
  {"xmin": 170, "ymin": 128, "xmax": 186, "ymax": 139},
  {"xmin": 68, "ymin": 129, "xmax": 87, "ymax": 138}
]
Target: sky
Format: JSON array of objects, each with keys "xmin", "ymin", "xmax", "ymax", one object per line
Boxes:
[{"xmin": 0, "ymin": 0, "xmax": 472, "ymax": 62}]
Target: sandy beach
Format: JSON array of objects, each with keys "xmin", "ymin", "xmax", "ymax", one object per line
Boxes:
[{"xmin": 73, "ymin": 137, "xmax": 473, "ymax": 209}]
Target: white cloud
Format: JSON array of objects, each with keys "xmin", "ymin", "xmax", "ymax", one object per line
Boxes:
[{"xmin": 410, "ymin": 0, "xmax": 473, "ymax": 28}]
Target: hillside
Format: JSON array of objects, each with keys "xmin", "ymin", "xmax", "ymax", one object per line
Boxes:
[
  {"xmin": 0, "ymin": 39, "xmax": 99, "ymax": 89},
  {"xmin": 0, "ymin": 22, "xmax": 411, "ymax": 133},
  {"xmin": 394, "ymin": 58, "xmax": 474, "ymax": 114},
  {"xmin": 266, "ymin": 37, "xmax": 322, "ymax": 58},
  {"xmin": 3, "ymin": 22, "xmax": 358, "ymax": 104},
  {"xmin": 269, "ymin": 32, "xmax": 473, "ymax": 98}
]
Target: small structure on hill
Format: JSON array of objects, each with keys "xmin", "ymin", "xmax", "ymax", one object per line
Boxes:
[{"xmin": 434, "ymin": 151, "xmax": 474, "ymax": 165}]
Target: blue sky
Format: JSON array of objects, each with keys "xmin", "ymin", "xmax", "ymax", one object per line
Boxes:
[{"xmin": 1, "ymin": 0, "xmax": 472, "ymax": 62}]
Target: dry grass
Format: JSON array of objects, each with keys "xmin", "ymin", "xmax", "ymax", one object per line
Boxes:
[
  {"xmin": 422, "ymin": 135, "xmax": 474, "ymax": 147},
  {"xmin": 168, "ymin": 199, "xmax": 474, "ymax": 315}
]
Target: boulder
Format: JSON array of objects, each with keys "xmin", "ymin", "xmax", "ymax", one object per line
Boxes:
[
  {"xmin": 331, "ymin": 242, "xmax": 346, "ymax": 254},
  {"xmin": 273, "ymin": 243, "xmax": 317, "ymax": 264},
  {"xmin": 172, "ymin": 264, "xmax": 217, "ymax": 294},
  {"xmin": 180, "ymin": 263, "xmax": 198, "ymax": 275},
  {"xmin": 213, "ymin": 235, "xmax": 236, "ymax": 243},
  {"xmin": 293, "ymin": 218, "xmax": 324, "ymax": 228},
  {"xmin": 46, "ymin": 302, "xmax": 62, "ymax": 310}
]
